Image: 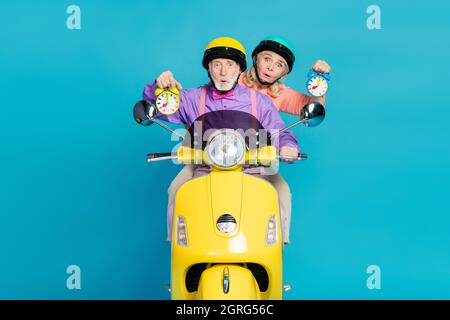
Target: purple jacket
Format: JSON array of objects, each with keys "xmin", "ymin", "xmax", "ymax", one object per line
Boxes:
[{"xmin": 143, "ymin": 82, "xmax": 299, "ymax": 150}]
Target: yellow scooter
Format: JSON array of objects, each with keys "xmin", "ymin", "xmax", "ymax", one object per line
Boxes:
[{"xmin": 133, "ymin": 98, "xmax": 325, "ymax": 300}]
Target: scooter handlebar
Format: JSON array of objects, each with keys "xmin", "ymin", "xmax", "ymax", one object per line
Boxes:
[{"xmin": 147, "ymin": 151, "xmax": 308, "ymax": 163}]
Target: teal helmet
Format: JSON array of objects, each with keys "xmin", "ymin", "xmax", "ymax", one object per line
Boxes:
[{"xmin": 252, "ymin": 36, "xmax": 296, "ymax": 73}]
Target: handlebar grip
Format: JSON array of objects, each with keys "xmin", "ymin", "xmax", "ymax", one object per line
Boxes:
[
  {"xmin": 277, "ymin": 152, "xmax": 308, "ymax": 162},
  {"xmin": 147, "ymin": 152, "xmax": 177, "ymax": 162}
]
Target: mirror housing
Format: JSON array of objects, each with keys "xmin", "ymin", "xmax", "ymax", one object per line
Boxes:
[
  {"xmin": 299, "ymin": 101, "xmax": 325, "ymax": 127},
  {"xmin": 133, "ymin": 100, "xmax": 158, "ymax": 126}
]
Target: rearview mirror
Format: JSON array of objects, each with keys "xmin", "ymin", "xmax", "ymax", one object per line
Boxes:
[
  {"xmin": 133, "ymin": 100, "xmax": 158, "ymax": 126},
  {"xmin": 299, "ymin": 101, "xmax": 325, "ymax": 127}
]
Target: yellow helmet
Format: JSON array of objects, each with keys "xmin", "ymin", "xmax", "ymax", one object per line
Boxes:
[{"xmin": 202, "ymin": 37, "xmax": 247, "ymax": 71}]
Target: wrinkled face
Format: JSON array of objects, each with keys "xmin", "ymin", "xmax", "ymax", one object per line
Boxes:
[
  {"xmin": 208, "ymin": 58, "xmax": 241, "ymax": 91},
  {"xmin": 255, "ymin": 50, "xmax": 288, "ymax": 83}
]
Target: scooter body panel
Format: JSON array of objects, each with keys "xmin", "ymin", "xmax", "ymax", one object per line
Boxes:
[{"xmin": 171, "ymin": 170, "xmax": 283, "ymax": 300}]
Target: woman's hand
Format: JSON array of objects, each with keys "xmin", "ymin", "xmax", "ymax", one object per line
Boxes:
[
  {"xmin": 156, "ymin": 70, "xmax": 183, "ymax": 90},
  {"xmin": 311, "ymin": 60, "xmax": 331, "ymax": 74}
]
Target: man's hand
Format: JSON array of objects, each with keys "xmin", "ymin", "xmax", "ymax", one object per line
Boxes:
[
  {"xmin": 311, "ymin": 60, "xmax": 331, "ymax": 74},
  {"xmin": 279, "ymin": 146, "xmax": 299, "ymax": 163},
  {"xmin": 156, "ymin": 70, "xmax": 183, "ymax": 90}
]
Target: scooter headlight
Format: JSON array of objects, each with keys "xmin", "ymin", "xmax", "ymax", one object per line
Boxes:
[
  {"xmin": 206, "ymin": 130, "xmax": 245, "ymax": 169},
  {"xmin": 216, "ymin": 214, "xmax": 237, "ymax": 234}
]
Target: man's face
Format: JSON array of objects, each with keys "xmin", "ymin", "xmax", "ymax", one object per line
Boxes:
[
  {"xmin": 208, "ymin": 58, "xmax": 241, "ymax": 91},
  {"xmin": 255, "ymin": 50, "xmax": 288, "ymax": 83}
]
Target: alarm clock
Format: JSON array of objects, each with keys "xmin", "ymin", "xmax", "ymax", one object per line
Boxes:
[
  {"xmin": 306, "ymin": 71, "xmax": 330, "ymax": 97},
  {"xmin": 154, "ymin": 87, "xmax": 180, "ymax": 115}
]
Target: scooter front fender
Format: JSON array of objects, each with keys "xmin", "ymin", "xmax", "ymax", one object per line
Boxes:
[{"xmin": 196, "ymin": 264, "xmax": 261, "ymax": 300}]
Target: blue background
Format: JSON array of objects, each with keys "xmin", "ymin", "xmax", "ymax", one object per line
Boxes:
[{"xmin": 1, "ymin": 0, "xmax": 450, "ymax": 299}]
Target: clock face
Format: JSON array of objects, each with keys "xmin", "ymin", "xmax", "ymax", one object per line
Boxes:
[
  {"xmin": 307, "ymin": 75, "xmax": 328, "ymax": 97},
  {"xmin": 155, "ymin": 92, "xmax": 179, "ymax": 115}
]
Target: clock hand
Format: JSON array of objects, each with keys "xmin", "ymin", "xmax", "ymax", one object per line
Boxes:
[{"xmin": 160, "ymin": 95, "xmax": 169, "ymax": 108}]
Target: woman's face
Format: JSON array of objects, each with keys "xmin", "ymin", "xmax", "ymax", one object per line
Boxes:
[{"xmin": 255, "ymin": 50, "xmax": 288, "ymax": 83}]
